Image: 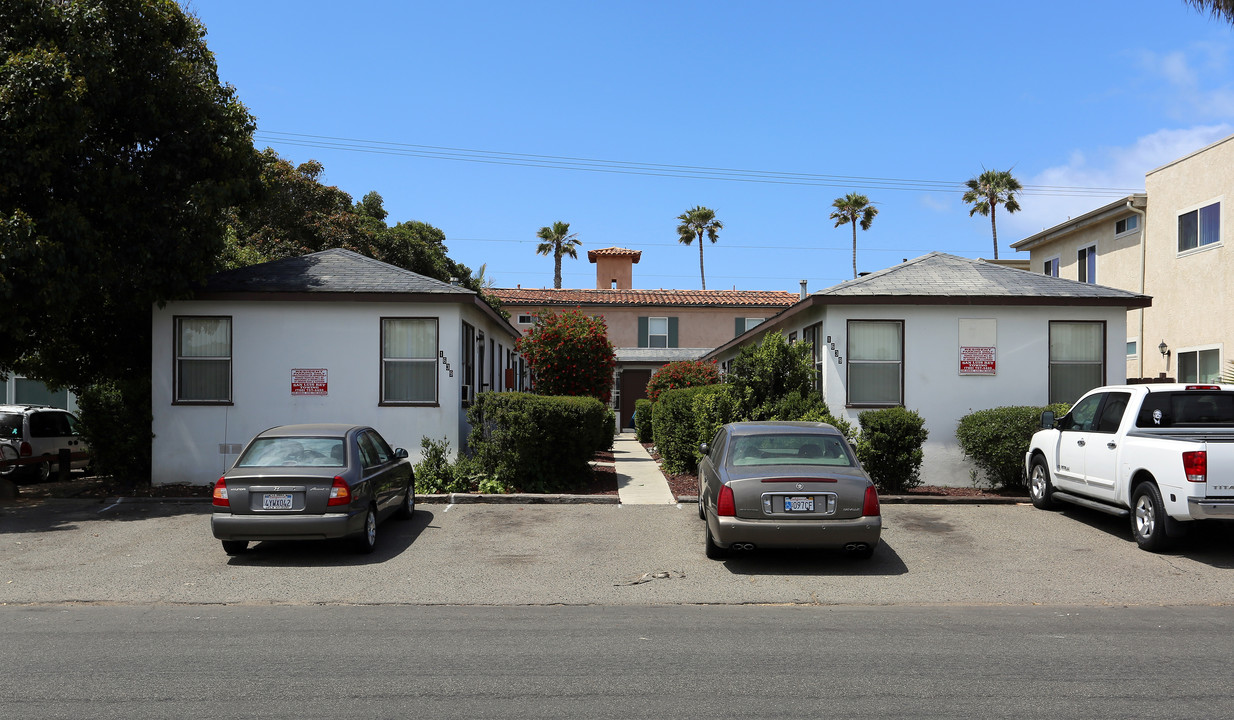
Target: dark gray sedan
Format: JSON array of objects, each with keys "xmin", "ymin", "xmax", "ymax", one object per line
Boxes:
[
  {"xmin": 211, "ymin": 424, "xmax": 415, "ymax": 555},
  {"xmin": 698, "ymin": 421, "xmax": 881, "ymax": 559}
]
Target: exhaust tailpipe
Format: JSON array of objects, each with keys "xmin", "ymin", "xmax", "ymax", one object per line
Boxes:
[{"xmin": 844, "ymin": 543, "xmax": 868, "ymax": 553}]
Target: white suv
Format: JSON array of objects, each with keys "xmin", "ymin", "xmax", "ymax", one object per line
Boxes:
[{"xmin": 0, "ymin": 405, "xmax": 91, "ymax": 482}]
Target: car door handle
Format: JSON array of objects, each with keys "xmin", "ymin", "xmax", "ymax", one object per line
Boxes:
[
  {"xmin": 1076, "ymin": 440, "xmax": 1086, "ymax": 447},
  {"xmin": 1107, "ymin": 442, "xmax": 1117, "ymax": 450}
]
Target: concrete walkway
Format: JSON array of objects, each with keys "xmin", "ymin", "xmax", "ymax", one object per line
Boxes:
[{"xmin": 612, "ymin": 431, "xmax": 676, "ymax": 504}]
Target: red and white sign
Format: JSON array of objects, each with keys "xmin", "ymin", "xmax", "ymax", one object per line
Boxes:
[
  {"xmin": 959, "ymin": 347, "xmax": 996, "ymax": 375},
  {"xmin": 291, "ymin": 368, "xmax": 328, "ymax": 395}
]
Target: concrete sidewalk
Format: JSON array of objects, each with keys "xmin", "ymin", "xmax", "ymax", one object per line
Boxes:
[{"xmin": 612, "ymin": 431, "xmax": 676, "ymax": 504}]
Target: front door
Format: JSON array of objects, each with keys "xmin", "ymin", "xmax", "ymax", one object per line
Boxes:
[{"xmin": 619, "ymin": 370, "xmax": 652, "ymax": 430}]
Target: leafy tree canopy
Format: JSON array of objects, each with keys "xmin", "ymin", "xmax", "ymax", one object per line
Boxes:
[
  {"xmin": 516, "ymin": 310, "xmax": 616, "ymax": 403},
  {"xmin": 0, "ymin": 0, "xmax": 259, "ymax": 388}
]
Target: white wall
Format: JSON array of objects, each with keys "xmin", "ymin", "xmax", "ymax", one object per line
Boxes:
[{"xmin": 152, "ymin": 299, "xmax": 512, "ymax": 486}]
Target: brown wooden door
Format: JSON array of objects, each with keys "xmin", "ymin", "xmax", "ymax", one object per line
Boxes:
[{"xmin": 619, "ymin": 370, "xmax": 652, "ymax": 429}]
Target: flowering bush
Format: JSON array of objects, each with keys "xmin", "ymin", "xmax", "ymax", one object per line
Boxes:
[
  {"xmin": 645, "ymin": 360, "xmax": 720, "ymax": 402},
  {"xmin": 515, "ymin": 309, "xmax": 616, "ymax": 403}
]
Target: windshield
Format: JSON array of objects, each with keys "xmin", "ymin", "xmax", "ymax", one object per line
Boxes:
[
  {"xmin": 726, "ymin": 433, "xmax": 855, "ymax": 468},
  {"xmin": 236, "ymin": 437, "xmax": 346, "ymax": 467}
]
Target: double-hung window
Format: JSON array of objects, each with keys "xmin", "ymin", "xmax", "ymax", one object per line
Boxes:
[
  {"xmin": 1077, "ymin": 245, "xmax": 1096, "ymax": 284},
  {"xmin": 638, "ymin": 316, "xmax": 677, "ymax": 348},
  {"xmin": 847, "ymin": 320, "xmax": 903, "ymax": 406},
  {"xmin": 174, "ymin": 316, "xmax": 232, "ymax": 403},
  {"xmin": 1048, "ymin": 321, "xmax": 1104, "ymax": 404},
  {"xmin": 381, "ymin": 318, "xmax": 437, "ymax": 404},
  {"xmin": 1179, "ymin": 202, "xmax": 1221, "ymax": 252}
]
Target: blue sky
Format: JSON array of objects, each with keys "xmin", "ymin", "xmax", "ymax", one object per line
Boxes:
[{"xmin": 190, "ymin": 1, "xmax": 1234, "ymax": 292}]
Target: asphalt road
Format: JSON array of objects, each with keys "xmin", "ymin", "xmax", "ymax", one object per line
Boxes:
[{"xmin": 3, "ymin": 498, "xmax": 1234, "ymax": 606}]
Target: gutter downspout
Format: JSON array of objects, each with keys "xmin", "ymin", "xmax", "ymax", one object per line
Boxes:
[{"xmin": 1127, "ymin": 199, "xmax": 1147, "ymax": 379}]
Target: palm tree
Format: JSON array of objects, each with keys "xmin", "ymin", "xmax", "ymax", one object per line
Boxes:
[
  {"xmin": 829, "ymin": 193, "xmax": 878, "ymax": 279},
  {"xmin": 962, "ymin": 169, "xmax": 1022, "ymax": 260},
  {"xmin": 535, "ymin": 221, "xmax": 581, "ymax": 289},
  {"xmin": 676, "ymin": 206, "xmax": 723, "ymax": 289},
  {"xmin": 1184, "ymin": 0, "xmax": 1234, "ymax": 23}
]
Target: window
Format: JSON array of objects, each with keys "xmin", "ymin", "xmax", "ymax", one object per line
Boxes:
[
  {"xmin": 381, "ymin": 318, "xmax": 437, "ymax": 404},
  {"xmin": 175, "ymin": 316, "xmax": 231, "ymax": 403},
  {"xmin": 801, "ymin": 323, "xmax": 824, "ymax": 394},
  {"xmin": 1049, "ymin": 321, "xmax": 1105, "ymax": 404},
  {"xmin": 1126, "ymin": 340, "xmax": 1137, "ymax": 358},
  {"xmin": 1115, "ymin": 215, "xmax": 1138, "ymax": 235},
  {"xmin": 1042, "ymin": 257, "xmax": 1059, "ymax": 277},
  {"xmin": 1178, "ymin": 348, "xmax": 1221, "ymax": 383},
  {"xmin": 517, "ymin": 314, "xmax": 533, "ymax": 325},
  {"xmin": 1179, "ymin": 201, "xmax": 1220, "ymax": 252},
  {"xmin": 13, "ymin": 377, "xmax": 69, "ymax": 409},
  {"xmin": 461, "ymin": 321, "xmax": 476, "ymax": 405},
  {"xmin": 735, "ymin": 317, "xmax": 765, "ymax": 336},
  {"xmin": 1077, "ymin": 245, "xmax": 1096, "ymax": 284},
  {"xmin": 638, "ymin": 316, "xmax": 677, "ymax": 348},
  {"xmin": 847, "ymin": 320, "xmax": 903, "ymax": 406}
]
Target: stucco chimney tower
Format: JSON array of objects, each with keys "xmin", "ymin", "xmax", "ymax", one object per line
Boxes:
[{"xmin": 587, "ymin": 247, "xmax": 642, "ymax": 290}]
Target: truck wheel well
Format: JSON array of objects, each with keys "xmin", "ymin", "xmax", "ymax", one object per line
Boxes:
[{"xmin": 1129, "ymin": 469, "xmax": 1157, "ymax": 494}]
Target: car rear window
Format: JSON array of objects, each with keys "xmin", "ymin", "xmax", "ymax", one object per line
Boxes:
[
  {"xmin": 0, "ymin": 414, "xmax": 20, "ymax": 439},
  {"xmin": 726, "ymin": 433, "xmax": 855, "ymax": 468},
  {"xmin": 236, "ymin": 437, "xmax": 346, "ymax": 467},
  {"xmin": 1136, "ymin": 391, "xmax": 1234, "ymax": 428}
]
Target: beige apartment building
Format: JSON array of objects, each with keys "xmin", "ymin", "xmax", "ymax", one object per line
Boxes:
[{"xmin": 1011, "ymin": 133, "xmax": 1233, "ymax": 383}]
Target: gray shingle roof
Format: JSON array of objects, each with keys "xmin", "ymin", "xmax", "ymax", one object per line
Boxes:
[
  {"xmin": 203, "ymin": 248, "xmax": 475, "ymax": 295},
  {"xmin": 815, "ymin": 252, "xmax": 1150, "ymax": 306}
]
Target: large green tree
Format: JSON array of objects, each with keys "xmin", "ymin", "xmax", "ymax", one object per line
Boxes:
[
  {"xmin": 830, "ymin": 193, "xmax": 878, "ymax": 279},
  {"xmin": 0, "ymin": 0, "xmax": 258, "ymax": 386},
  {"xmin": 962, "ymin": 169, "xmax": 1022, "ymax": 260},
  {"xmin": 535, "ymin": 221, "xmax": 580, "ymax": 289},
  {"xmin": 675, "ymin": 206, "xmax": 723, "ymax": 290}
]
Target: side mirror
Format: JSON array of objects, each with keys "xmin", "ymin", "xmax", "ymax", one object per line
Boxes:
[
  {"xmin": 1039, "ymin": 411, "xmax": 1055, "ymax": 429},
  {"xmin": 394, "ymin": 448, "xmax": 409, "ymax": 459},
  {"xmin": 699, "ymin": 443, "xmax": 710, "ymax": 456}
]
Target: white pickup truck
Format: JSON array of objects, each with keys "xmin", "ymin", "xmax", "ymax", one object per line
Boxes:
[{"xmin": 1025, "ymin": 383, "xmax": 1234, "ymax": 551}]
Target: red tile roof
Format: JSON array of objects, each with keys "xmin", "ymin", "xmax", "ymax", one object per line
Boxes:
[
  {"xmin": 491, "ymin": 287, "xmax": 798, "ymax": 308},
  {"xmin": 586, "ymin": 246, "xmax": 642, "ymax": 262}
]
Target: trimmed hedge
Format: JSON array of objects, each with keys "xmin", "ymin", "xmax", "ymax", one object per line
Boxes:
[
  {"xmin": 466, "ymin": 392, "xmax": 613, "ymax": 493},
  {"xmin": 955, "ymin": 403, "xmax": 1071, "ymax": 490},
  {"xmin": 634, "ymin": 398, "xmax": 653, "ymax": 443},
  {"xmin": 857, "ymin": 407, "xmax": 928, "ymax": 494}
]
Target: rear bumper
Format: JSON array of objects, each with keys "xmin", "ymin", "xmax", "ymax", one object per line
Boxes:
[
  {"xmin": 211, "ymin": 509, "xmax": 365, "ymax": 541},
  {"xmin": 1186, "ymin": 497, "xmax": 1234, "ymax": 520},
  {"xmin": 711, "ymin": 514, "xmax": 882, "ymax": 550}
]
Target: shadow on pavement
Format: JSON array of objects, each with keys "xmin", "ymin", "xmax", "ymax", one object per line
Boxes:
[
  {"xmin": 1057, "ymin": 505, "xmax": 1234, "ymax": 569},
  {"xmin": 0, "ymin": 498, "xmax": 210, "ymax": 534},
  {"xmin": 219, "ymin": 509, "xmax": 435, "ymax": 567},
  {"xmin": 718, "ymin": 541, "xmax": 908, "ymax": 577}
]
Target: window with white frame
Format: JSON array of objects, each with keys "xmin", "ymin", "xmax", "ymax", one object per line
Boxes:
[
  {"xmin": 847, "ymin": 320, "xmax": 902, "ymax": 406},
  {"xmin": 1115, "ymin": 215, "xmax": 1138, "ymax": 235},
  {"xmin": 174, "ymin": 316, "xmax": 232, "ymax": 403},
  {"xmin": 801, "ymin": 323, "xmax": 824, "ymax": 394},
  {"xmin": 1049, "ymin": 321, "xmax": 1104, "ymax": 404},
  {"xmin": 1178, "ymin": 348, "xmax": 1221, "ymax": 383},
  {"xmin": 1126, "ymin": 339, "xmax": 1138, "ymax": 358},
  {"xmin": 517, "ymin": 314, "xmax": 533, "ymax": 325},
  {"xmin": 1179, "ymin": 201, "xmax": 1221, "ymax": 252},
  {"xmin": 648, "ymin": 317, "xmax": 669, "ymax": 348},
  {"xmin": 1043, "ymin": 257, "xmax": 1059, "ymax": 277},
  {"xmin": 1077, "ymin": 245, "xmax": 1096, "ymax": 284},
  {"xmin": 381, "ymin": 318, "xmax": 438, "ymax": 404}
]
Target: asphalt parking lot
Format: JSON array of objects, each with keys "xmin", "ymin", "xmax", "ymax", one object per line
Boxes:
[{"xmin": 3, "ymin": 498, "xmax": 1234, "ymax": 606}]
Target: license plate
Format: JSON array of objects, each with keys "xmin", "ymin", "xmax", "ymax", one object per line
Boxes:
[
  {"xmin": 785, "ymin": 496, "xmax": 814, "ymax": 512},
  {"xmin": 263, "ymin": 493, "xmax": 293, "ymax": 510}
]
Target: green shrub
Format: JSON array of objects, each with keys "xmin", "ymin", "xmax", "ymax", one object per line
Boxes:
[
  {"xmin": 466, "ymin": 392, "xmax": 610, "ymax": 493},
  {"xmin": 645, "ymin": 360, "xmax": 720, "ymax": 402},
  {"xmin": 857, "ymin": 407, "xmax": 929, "ymax": 494},
  {"xmin": 515, "ymin": 310, "xmax": 616, "ymax": 403},
  {"xmin": 77, "ymin": 377, "xmax": 152, "ymax": 488},
  {"xmin": 693, "ymin": 384, "xmax": 740, "ymax": 450},
  {"xmin": 955, "ymin": 403, "xmax": 1071, "ymax": 490},
  {"xmin": 653, "ymin": 384, "xmax": 729, "ymax": 474},
  {"xmin": 634, "ymin": 398, "xmax": 653, "ymax": 443},
  {"xmin": 414, "ymin": 437, "xmax": 515, "ymax": 495},
  {"xmin": 726, "ymin": 331, "xmax": 815, "ymax": 420}
]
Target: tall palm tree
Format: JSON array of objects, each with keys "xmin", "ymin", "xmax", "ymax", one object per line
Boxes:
[
  {"xmin": 962, "ymin": 169, "xmax": 1022, "ymax": 260},
  {"xmin": 676, "ymin": 206, "xmax": 723, "ymax": 290},
  {"xmin": 829, "ymin": 193, "xmax": 878, "ymax": 279},
  {"xmin": 535, "ymin": 221, "xmax": 580, "ymax": 289},
  {"xmin": 1184, "ymin": 0, "xmax": 1234, "ymax": 23}
]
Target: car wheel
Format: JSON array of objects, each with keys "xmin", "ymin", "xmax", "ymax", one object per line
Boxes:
[
  {"xmin": 221, "ymin": 540, "xmax": 248, "ymax": 555},
  {"xmin": 36, "ymin": 458, "xmax": 52, "ymax": 483},
  {"xmin": 1132, "ymin": 482, "xmax": 1170, "ymax": 552},
  {"xmin": 395, "ymin": 480, "xmax": 415, "ymax": 520},
  {"xmin": 1028, "ymin": 458, "xmax": 1057, "ymax": 510},
  {"xmin": 0, "ymin": 444, "xmax": 17, "ymax": 477},
  {"xmin": 352, "ymin": 504, "xmax": 378, "ymax": 554},
  {"xmin": 704, "ymin": 521, "xmax": 730, "ymax": 560}
]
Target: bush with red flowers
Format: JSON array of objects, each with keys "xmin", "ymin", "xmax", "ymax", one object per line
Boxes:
[
  {"xmin": 645, "ymin": 360, "xmax": 720, "ymax": 402},
  {"xmin": 515, "ymin": 309, "xmax": 616, "ymax": 403}
]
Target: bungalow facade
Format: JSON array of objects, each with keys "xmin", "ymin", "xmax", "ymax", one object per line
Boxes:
[
  {"xmin": 704, "ymin": 253, "xmax": 1151, "ymax": 487},
  {"xmin": 150, "ymin": 249, "xmax": 520, "ymax": 486}
]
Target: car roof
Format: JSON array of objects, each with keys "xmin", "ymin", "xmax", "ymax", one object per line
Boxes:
[
  {"xmin": 724, "ymin": 421, "xmax": 841, "ymax": 436},
  {"xmin": 0, "ymin": 405, "xmax": 66, "ymax": 413},
  {"xmin": 256, "ymin": 423, "xmax": 366, "ymax": 438}
]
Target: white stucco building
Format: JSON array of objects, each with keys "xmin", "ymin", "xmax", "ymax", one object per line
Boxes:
[
  {"xmin": 704, "ymin": 253, "xmax": 1150, "ymax": 486},
  {"xmin": 151, "ymin": 249, "xmax": 520, "ymax": 486}
]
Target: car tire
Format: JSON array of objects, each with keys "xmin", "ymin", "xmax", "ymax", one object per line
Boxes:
[
  {"xmin": 704, "ymin": 521, "xmax": 730, "ymax": 560},
  {"xmin": 0, "ymin": 444, "xmax": 17, "ymax": 477},
  {"xmin": 1028, "ymin": 457, "xmax": 1057, "ymax": 510},
  {"xmin": 697, "ymin": 498, "xmax": 705, "ymax": 520},
  {"xmin": 35, "ymin": 458, "xmax": 52, "ymax": 483},
  {"xmin": 221, "ymin": 540, "xmax": 248, "ymax": 555},
  {"xmin": 352, "ymin": 504, "xmax": 378, "ymax": 554},
  {"xmin": 395, "ymin": 480, "xmax": 415, "ymax": 520},
  {"xmin": 1131, "ymin": 482, "xmax": 1170, "ymax": 552}
]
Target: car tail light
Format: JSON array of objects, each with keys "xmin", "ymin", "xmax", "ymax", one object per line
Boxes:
[
  {"xmin": 1183, "ymin": 451, "xmax": 1207, "ymax": 483},
  {"xmin": 19, "ymin": 441, "xmax": 31, "ymax": 458},
  {"xmin": 327, "ymin": 476, "xmax": 351, "ymax": 506},
  {"xmin": 717, "ymin": 484, "xmax": 736, "ymax": 517},
  {"xmin": 862, "ymin": 486, "xmax": 881, "ymax": 517},
  {"xmin": 1185, "ymin": 385, "xmax": 1221, "ymax": 391},
  {"xmin": 212, "ymin": 477, "xmax": 229, "ymax": 507}
]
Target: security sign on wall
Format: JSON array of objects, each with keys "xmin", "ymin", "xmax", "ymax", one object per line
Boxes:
[{"xmin": 291, "ymin": 368, "xmax": 328, "ymax": 395}]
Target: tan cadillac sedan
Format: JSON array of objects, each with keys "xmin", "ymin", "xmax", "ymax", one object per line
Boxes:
[{"xmin": 697, "ymin": 421, "xmax": 881, "ymax": 560}]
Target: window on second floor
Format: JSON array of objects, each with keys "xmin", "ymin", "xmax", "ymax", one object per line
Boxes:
[
  {"xmin": 1077, "ymin": 245, "xmax": 1096, "ymax": 284},
  {"xmin": 638, "ymin": 316, "xmax": 677, "ymax": 348},
  {"xmin": 1115, "ymin": 215, "xmax": 1138, "ymax": 235},
  {"xmin": 1178, "ymin": 348, "xmax": 1221, "ymax": 384},
  {"xmin": 1179, "ymin": 201, "xmax": 1220, "ymax": 252},
  {"xmin": 1043, "ymin": 257, "xmax": 1059, "ymax": 277},
  {"xmin": 735, "ymin": 317, "xmax": 765, "ymax": 336}
]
